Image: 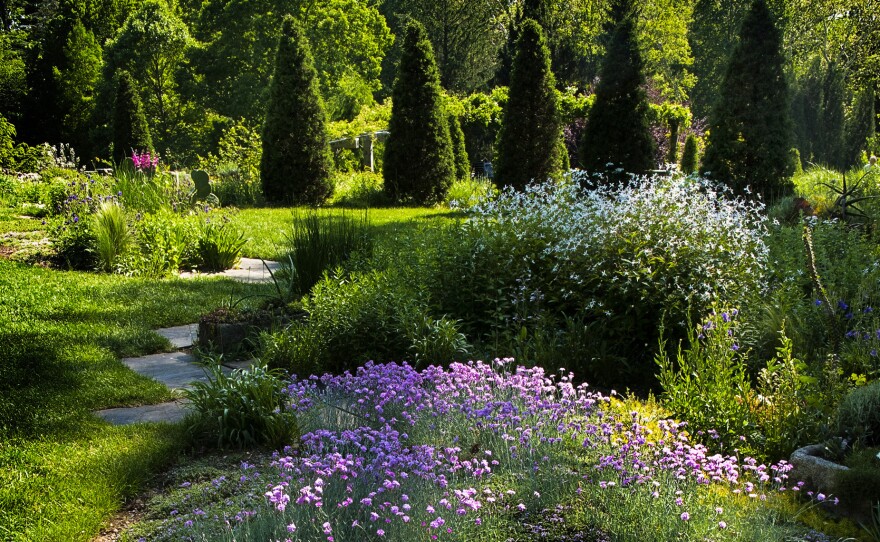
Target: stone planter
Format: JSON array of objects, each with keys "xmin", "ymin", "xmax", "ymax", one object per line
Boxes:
[
  {"xmin": 197, "ymin": 321, "xmax": 253, "ymax": 356},
  {"xmin": 790, "ymin": 444, "xmax": 872, "ymax": 522}
]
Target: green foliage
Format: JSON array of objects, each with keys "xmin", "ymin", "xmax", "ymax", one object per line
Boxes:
[
  {"xmin": 105, "ymin": 0, "xmax": 192, "ymax": 149},
  {"xmin": 700, "ymin": 0, "xmax": 794, "ymax": 201},
  {"xmin": 260, "ymin": 16, "xmax": 333, "ymax": 205},
  {"xmin": 579, "ymin": 0, "xmax": 655, "ymax": 180},
  {"xmin": 184, "ymin": 363, "xmax": 298, "ymax": 450},
  {"xmin": 445, "ymin": 176, "xmax": 498, "ymax": 208},
  {"xmin": 459, "ymin": 87, "xmax": 508, "ymax": 168},
  {"xmin": 657, "ymin": 310, "xmax": 756, "ymax": 453},
  {"xmin": 680, "ymin": 133, "xmax": 699, "ymax": 174},
  {"xmin": 328, "ymin": 171, "xmax": 388, "ymax": 208},
  {"xmin": 327, "ymin": 71, "xmax": 377, "ymax": 122},
  {"xmin": 835, "ymin": 381, "xmax": 880, "ymax": 447},
  {"xmin": 383, "ymin": 21, "xmax": 455, "ymax": 204},
  {"xmin": 791, "ymin": 59, "xmax": 846, "ymax": 170},
  {"xmin": 448, "ymin": 111, "xmax": 470, "ymax": 181},
  {"xmin": 198, "ymin": 119, "xmax": 263, "ymax": 207},
  {"xmin": 52, "ymin": 19, "xmax": 102, "ymax": 158},
  {"xmin": 279, "ymin": 210, "xmax": 371, "ymax": 297},
  {"xmin": 299, "ymin": 0, "xmax": 393, "ymax": 100},
  {"xmin": 127, "ymin": 209, "xmax": 199, "ymax": 277},
  {"xmin": 91, "ymin": 201, "xmax": 131, "ymax": 273},
  {"xmin": 112, "ymin": 71, "xmax": 153, "ymax": 163},
  {"xmin": 196, "ymin": 220, "xmax": 246, "ymax": 272},
  {"xmin": 845, "ymin": 87, "xmax": 876, "ymax": 170},
  {"xmin": 495, "ymin": 19, "xmax": 564, "ymax": 190},
  {"xmin": 0, "ymin": 113, "xmax": 16, "ymax": 169}
]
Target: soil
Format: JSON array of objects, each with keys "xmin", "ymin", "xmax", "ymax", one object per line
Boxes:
[{"xmin": 91, "ymin": 498, "xmax": 148, "ymax": 542}]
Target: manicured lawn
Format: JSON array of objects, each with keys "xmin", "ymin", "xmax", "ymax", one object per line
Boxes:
[
  {"xmin": 0, "ymin": 259, "xmax": 274, "ymax": 540},
  {"xmin": 0, "ymin": 205, "xmax": 446, "ymax": 540},
  {"xmin": 232, "ymin": 206, "xmax": 461, "ymax": 259}
]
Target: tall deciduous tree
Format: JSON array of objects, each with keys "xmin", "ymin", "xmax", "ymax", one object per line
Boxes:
[
  {"xmin": 579, "ymin": 0, "xmax": 655, "ymax": 180},
  {"xmin": 700, "ymin": 0, "xmax": 793, "ymax": 200},
  {"xmin": 383, "ymin": 21, "xmax": 455, "ymax": 204},
  {"xmin": 260, "ymin": 15, "xmax": 332, "ymax": 205},
  {"xmin": 105, "ymin": 0, "xmax": 192, "ymax": 147},
  {"xmin": 112, "ymin": 71, "xmax": 153, "ymax": 163},
  {"xmin": 382, "ymin": 0, "xmax": 503, "ymax": 93},
  {"xmin": 496, "ymin": 19, "xmax": 563, "ymax": 190}
]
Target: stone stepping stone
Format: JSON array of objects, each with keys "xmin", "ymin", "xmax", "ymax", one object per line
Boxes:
[
  {"xmin": 155, "ymin": 324, "xmax": 197, "ymax": 349},
  {"xmin": 95, "ymin": 400, "xmax": 190, "ymax": 425},
  {"xmin": 179, "ymin": 257, "xmax": 281, "ymax": 284},
  {"xmin": 121, "ymin": 352, "xmax": 231, "ymax": 390}
]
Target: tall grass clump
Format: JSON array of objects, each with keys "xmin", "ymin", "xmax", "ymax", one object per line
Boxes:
[
  {"xmin": 197, "ymin": 220, "xmax": 247, "ymax": 272},
  {"xmin": 91, "ymin": 201, "xmax": 131, "ymax": 272},
  {"xmin": 279, "ymin": 210, "xmax": 371, "ymax": 296},
  {"xmin": 184, "ymin": 362, "xmax": 298, "ymax": 450}
]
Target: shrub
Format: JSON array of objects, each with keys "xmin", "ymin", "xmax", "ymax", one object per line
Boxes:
[
  {"xmin": 448, "ymin": 111, "xmax": 470, "ymax": 181},
  {"xmin": 184, "ymin": 363, "xmax": 298, "ymax": 450},
  {"xmin": 656, "ymin": 310, "xmax": 756, "ymax": 453},
  {"xmin": 126, "ymin": 210, "xmax": 199, "ymax": 276},
  {"xmin": 835, "ymin": 381, "xmax": 880, "ymax": 447},
  {"xmin": 260, "ymin": 16, "xmax": 333, "ymax": 205},
  {"xmin": 495, "ymin": 19, "xmax": 564, "ymax": 190},
  {"xmin": 444, "ymin": 176, "xmax": 497, "ymax": 208},
  {"xmin": 197, "ymin": 220, "xmax": 247, "ymax": 272},
  {"xmin": 91, "ymin": 201, "xmax": 131, "ymax": 272},
  {"xmin": 464, "ymin": 174, "xmax": 768, "ymax": 387},
  {"xmin": 680, "ymin": 133, "xmax": 699, "ymax": 174},
  {"xmin": 328, "ymin": 171, "xmax": 388, "ymax": 208},
  {"xmin": 383, "ymin": 21, "xmax": 455, "ymax": 204}
]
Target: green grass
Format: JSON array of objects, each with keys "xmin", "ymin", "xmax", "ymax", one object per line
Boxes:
[
  {"xmin": 232, "ymin": 206, "xmax": 461, "ymax": 260},
  {"xmin": 0, "ymin": 259, "xmax": 274, "ymax": 540}
]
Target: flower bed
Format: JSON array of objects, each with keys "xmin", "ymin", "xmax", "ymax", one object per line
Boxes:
[{"xmin": 127, "ymin": 360, "xmax": 832, "ymax": 541}]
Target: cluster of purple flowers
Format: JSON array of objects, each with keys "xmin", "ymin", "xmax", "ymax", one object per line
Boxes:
[{"xmin": 249, "ymin": 359, "xmax": 798, "ymax": 539}]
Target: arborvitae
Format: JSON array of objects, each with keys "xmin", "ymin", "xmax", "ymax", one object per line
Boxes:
[
  {"xmin": 680, "ymin": 134, "xmax": 699, "ymax": 174},
  {"xmin": 579, "ymin": 0, "xmax": 655, "ymax": 180},
  {"xmin": 700, "ymin": 0, "xmax": 793, "ymax": 200},
  {"xmin": 495, "ymin": 19, "xmax": 563, "ymax": 190},
  {"xmin": 845, "ymin": 88, "xmax": 876, "ymax": 168},
  {"xmin": 260, "ymin": 16, "xmax": 333, "ymax": 205},
  {"xmin": 792, "ymin": 60, "xmax": 846, "ymax": 169},
  {"xmin": 448, "ymin": 111, "xmax": 470, "ymax": 181},
  {"xmin": 383, "ymin": 21, "xmax": 455, "ymax": 204},
  {"xmin": 111, "ymin": 71, "xmax": 152, "ymax": 163},
  {"xmin": 667, "ymin": 119, "xmax": 680, "ymax": 164}
]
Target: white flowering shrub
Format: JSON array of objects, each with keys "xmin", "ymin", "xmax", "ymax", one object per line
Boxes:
[{"xmin": 465, "ymin": 173, "xmax": 769, "ymax": 386}]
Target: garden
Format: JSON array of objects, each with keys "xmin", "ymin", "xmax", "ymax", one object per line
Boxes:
[{"xmin": 2, "ymin": 0, "xmax": 880, "ymax": 540}]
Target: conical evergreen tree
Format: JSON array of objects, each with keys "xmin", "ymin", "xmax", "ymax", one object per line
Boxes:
[
  {"xmin": 260, "ymin": 16, "xmax": 333, "ymax": 205},
  {"xmin": 578, "ymin": 0, "xmax": 655, "ymax": 181},
  {"xmin": 680, "ymin": 133, "xmax": 699, "ymax": 174},
  {"xmin": 496, "ymin": 19, "xmax": 563, "ymax": 190},
  {"xmin": 111, "ymin": 71, "xmax": 152, "ymax": 163},
  {"xmin": 383, "ymin": 21, "xmax": 455, "ymax": 204},
  {"xmin": 700, "ymin": 0, "xmax": 793, "ymax": 200},
  {"xmin": 448, "ymin": 111, "xmax": 470, "ymax": 181},
  {"xmin": 845, "ymin": 87, "xmax": 876, "ymax": 168}
]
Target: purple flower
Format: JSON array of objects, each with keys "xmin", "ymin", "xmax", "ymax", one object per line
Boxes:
[{"xmin": 680, "ymin": 512, "xmax": 689, "ymax": 521}]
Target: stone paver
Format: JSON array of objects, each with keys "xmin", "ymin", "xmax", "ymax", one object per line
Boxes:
[
  {"xmin": 179, "ymin": 257, "xmax": 281, "ymax": 284},
  {"xmin": 95, "ymin": 400, "xmax": 190, "ymax": 425},
  {"xmin": 97, "ymin": 260, "xmax": 275, "ymax": 425},
  {"xmin": 155, "ymin": 324, "xmax": 197, "ymax": 349},
  {"xmin": 122, "ymin": 352, "xmax": 231, "ymax": 390}
]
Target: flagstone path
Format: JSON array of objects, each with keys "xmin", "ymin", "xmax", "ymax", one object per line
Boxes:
[{"xmin": 93, "ymin": 260, "xmax": 278, "ymax": 425}]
